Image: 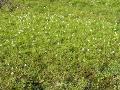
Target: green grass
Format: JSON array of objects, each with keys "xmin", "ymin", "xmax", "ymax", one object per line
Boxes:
[{"xmin": 0, "ymin": 0, "xmax": 120, "ymax": 90}]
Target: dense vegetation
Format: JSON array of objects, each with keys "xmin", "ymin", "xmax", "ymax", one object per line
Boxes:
[{"xmin": 0, "ymin": 0, "xmax": 120, "ymax": 90}]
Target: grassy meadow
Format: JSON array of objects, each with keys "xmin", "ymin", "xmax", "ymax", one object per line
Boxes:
[{"xmin": 0, "ymin": 0, "xmax": 120, "ymax": 90}]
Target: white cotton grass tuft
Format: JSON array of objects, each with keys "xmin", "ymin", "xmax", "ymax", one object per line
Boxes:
[{"xmin": 11, "ymin": 72, "xmax": 14, "ymax": 75}]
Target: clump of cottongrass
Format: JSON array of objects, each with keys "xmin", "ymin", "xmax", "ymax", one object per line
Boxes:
[{"xmin": 11, "ymin": 72, "xmax": 14, "ymax": 75}]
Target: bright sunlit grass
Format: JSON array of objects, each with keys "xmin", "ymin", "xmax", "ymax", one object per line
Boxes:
[{"xmin": 0, "ymin": 0, "xmax": 120, "ymax": 90}]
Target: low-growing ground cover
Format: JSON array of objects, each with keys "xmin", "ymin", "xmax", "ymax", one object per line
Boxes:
[{"xmin": 0, "ymin": 0, "xmax": 120, "ymax": 90}]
